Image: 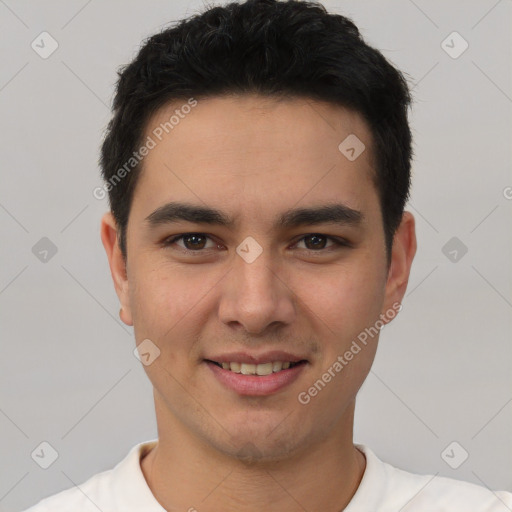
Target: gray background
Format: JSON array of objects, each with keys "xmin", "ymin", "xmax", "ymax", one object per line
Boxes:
[{"xmin": 0, "ymin": 0, "xmax": 511, "ymax": 510}]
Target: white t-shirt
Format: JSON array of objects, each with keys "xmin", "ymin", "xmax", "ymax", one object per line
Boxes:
[{"xmin": 23, "ymin": 439, "xmax": 512, "ymax": 511}]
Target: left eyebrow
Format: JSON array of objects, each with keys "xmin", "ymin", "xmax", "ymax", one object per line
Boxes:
[
  {"xmin": 144, "ymin": 201, "xmax": 364, "ymax": 230},
  {"xmin": 277, "ymin": 203, "xmax": 363, "ymax": 229}
]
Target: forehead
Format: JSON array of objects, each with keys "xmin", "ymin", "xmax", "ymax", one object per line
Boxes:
[{"xmin": 133, "ymin": 94, "xmax": 378, "ymax": 224}]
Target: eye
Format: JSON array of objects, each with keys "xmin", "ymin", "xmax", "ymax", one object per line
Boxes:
[
  {"xmin": 163, "ymin": 233, "xmax": 219, "ymax": 251},
  {"xmin": 162, "ymin": 232, "xmax": 349, "ymax": 253},
  {"xmin": 293, "ymin": 233, "xmax": 348, "ymax": 251}
]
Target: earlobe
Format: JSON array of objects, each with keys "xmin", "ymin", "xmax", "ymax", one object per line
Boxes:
[
  {"xmin": 119, "ymin": 307, "xmax": 132, "ymax": 326},
  {"xmin": 382, "ymin": 211, "xmax": 417, "ymax": 320},
  {"xmin": 100, "ymin": 212, "xmax": 133, "ymax": 326}
]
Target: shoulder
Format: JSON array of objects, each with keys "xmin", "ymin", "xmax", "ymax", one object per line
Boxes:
[
  {"xmin": 21, "ymin": 465, "xmax": 117, "ymax": 512},
  {"xmin": 354, "ymin": 444, "xmax": 512, "ymax": 511},
  {"xmin": 21, "ymin": 440, "xmax": 159, "ymax": 512},
  {"xmin": 389, "ymin": 464, "xmax": 512, "ymax": 510},
  {"xmin": 413, "ymin": 474, "xmax": 512, "ymax": 509}
]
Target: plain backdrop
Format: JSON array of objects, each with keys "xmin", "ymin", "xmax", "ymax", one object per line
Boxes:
[{"xmin": 0, "ymin": 1, "xmax": 511, "ymax": 510}]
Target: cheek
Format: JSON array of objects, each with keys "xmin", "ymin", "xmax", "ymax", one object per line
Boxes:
[
  {"xmin": 295, "ymin": 266, "xmax": 383, "ymax": 419},
  {"xmin": 129, "ymin": 262, "xmax": 198, "ymax": 343},
  {"xmin": 129, "ymin": 269, "xmax": 202, "ymax": 389},
  {"xmin": 296, "ymin": 260, "xmax": 385, "ymax": 342}
]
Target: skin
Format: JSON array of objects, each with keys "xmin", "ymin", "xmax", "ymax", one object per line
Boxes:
[{"xmin": 101, "ymin": 94, "xmax": 416, "ymax": 511}]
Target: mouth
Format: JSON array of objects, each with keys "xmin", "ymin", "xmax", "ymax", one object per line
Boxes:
[
  {"xmin": 204, "ymin": 355, "xmax": 309, "ymax": 396},
  {"xmin": 205, "ymin": 359, "xmax": 307, "ymax": 375}
]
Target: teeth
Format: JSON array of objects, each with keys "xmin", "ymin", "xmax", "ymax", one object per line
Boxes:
[
  {"xmin": 230, "ymin": 362, "xmax": 241, "ymax": 373},
  {"xmin": 272, "ymin": 361, "xmax": 283, "ymax": 372},
  {"xmin": 256, "ymin": 362, "xmax": 273, "ymax": 376},
  {"xmin": 216, "ymin": 361, "xmax": 301, "ymax": 375},
  {"xmin": 240, "ymin": 363, "xmax": 256, "ymax": 375}
]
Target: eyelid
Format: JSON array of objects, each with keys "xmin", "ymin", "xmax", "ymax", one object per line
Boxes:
[
  {"xmin": 162, "ymin": 232, "xmax": 351, "ymax": 252},
  {"xmin": 290, "ymin": 232, "xmax": 351, "ymax": 247},
  {"xmin": 163, "ymin": 233, "xmax": 220, "ymax": 252}
]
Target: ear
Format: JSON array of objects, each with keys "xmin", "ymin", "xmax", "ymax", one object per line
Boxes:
[
  {"xmin": 381, "ymin": 211, "xmax": 417, "ymax": 322},
  {"xmin": 100, "ymin": 212, "xmax": 133, "ymax": 326}
]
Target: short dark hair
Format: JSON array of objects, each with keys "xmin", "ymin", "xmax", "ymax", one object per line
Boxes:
[{"xmin": 100, "ymin": 0, "xmax": 413, "ymax": 264}]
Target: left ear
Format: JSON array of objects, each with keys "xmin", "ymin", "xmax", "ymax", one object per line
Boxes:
[{"xmin": 381, "ymin": 211, "xmax": 417, "ymax": 321}]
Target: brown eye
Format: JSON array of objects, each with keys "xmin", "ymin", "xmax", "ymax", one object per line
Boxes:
[
  {"xmin": 295, "ymin": 234, "xmax": 345, "ymax": 251},
  {"xmin": 181, "ymin": 234, "xmax": 208, "ymax": 250},
  {"xmin": 164, "ymin": 233, "xmax": 216, "ymax": 251},
  {"xmin": 303, "ymin": 234, "xmax": 328, "ymax": 250}
]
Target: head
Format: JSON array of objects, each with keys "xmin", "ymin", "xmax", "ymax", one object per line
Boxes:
[
  {"xmin": 100, "ymin": 0, "xmax": 413, "ymax": 266},
  {"xmin": 100, "ymin": 0, "xmax": 416, "ymax": 462}
]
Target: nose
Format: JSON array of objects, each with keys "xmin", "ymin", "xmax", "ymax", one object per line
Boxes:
[{"xmin": 218, "ymin": 248, "xmax": 296, "ymax": 335}]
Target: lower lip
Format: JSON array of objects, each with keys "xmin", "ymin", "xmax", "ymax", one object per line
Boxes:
[{"xmin": 206, "ymin": 361, "xmax": 307, "ymax": 396}]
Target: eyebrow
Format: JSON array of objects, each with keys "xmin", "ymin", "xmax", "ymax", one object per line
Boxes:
[{"xmin": 145, "ymin": 201, "xmax": 363, "ymax": 230}]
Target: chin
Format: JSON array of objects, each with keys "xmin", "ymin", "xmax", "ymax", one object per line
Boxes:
[{"xmin": 208, "ymin": 414, "xmax": 311, "ymax": 464}]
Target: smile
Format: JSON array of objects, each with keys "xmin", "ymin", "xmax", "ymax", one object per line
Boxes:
[
  {"xmin": 204, "ymin": 358, "xmax": 308, "ymax": 395},
  {"xmin": 206, "ymin": 360, "xmax": 306, "ymax": 375}
]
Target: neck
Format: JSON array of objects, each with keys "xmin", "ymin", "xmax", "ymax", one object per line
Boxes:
[{"xmin": 141, "ymin": 397, "xmax": 366, "ymax": 512}]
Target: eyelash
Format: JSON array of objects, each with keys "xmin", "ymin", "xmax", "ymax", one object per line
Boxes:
[{"xmin": 162, "ymin": 233, "xmax": 350, "ymax": 253}]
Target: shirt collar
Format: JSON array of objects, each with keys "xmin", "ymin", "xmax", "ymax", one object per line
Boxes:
[{"xmin": 115, "ymin": 439, "xmax": 381, "ymax": 511}]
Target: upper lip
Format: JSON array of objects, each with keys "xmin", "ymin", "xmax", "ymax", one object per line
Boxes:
[{"xmin": 204, "ymin": 351, "xmax": 308, "ymax": 365}]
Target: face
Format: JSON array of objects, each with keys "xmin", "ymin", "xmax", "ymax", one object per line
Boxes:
[{"xmin": 102, "ymin": 94, "xmax": 416, "ymax": 462}]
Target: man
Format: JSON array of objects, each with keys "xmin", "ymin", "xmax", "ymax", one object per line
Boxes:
[{"xmin": 24, "ymin": 0, "xmax": 512, "ymax": 510}]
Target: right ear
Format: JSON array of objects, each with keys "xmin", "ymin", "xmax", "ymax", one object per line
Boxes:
[{"xmin": 100, "ymin": 212, "xmax": 133, "ymax": 326}]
